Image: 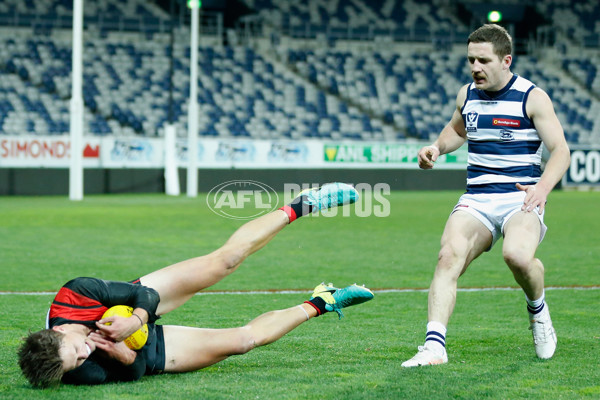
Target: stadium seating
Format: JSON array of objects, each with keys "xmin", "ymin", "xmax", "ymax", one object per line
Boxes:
[
  {"xmin": 512, "ymin": 56, "xmax": 600, "ymax": 144},
  {"xmin": 241, "ymin": 0, "xmax": 469, "ymax": 43},
  {"xmin": 286, "ymin": 48, "xmax": 468, "ymax": 140},
  {"xmin": 561, "ymin": 53, "xmax": 600, "ymax": 142},
  {"xmin": 0, "ymin": 31, "xmax": 382, "ymax": 140},
  {"xmin": 562, "ymin": 55, "xmax": 600, "ymax": 98},
  {"xmin": 534, "ymin": 0, "xmax": 600, "ymax": 48},
  {"xmin": 0, "ymin": 0, "xmax": 599, "ymax": 144},
  {"xmin": 2, "ymin": 30, "xmax": 599, "ymax": 143},
  {"xmin": 283, "ymin": 46, "xmax": 600, "ymax": 144},
  {"xmin": 0, "ymin": 0, "xmax": 169, "ymax": 34},
  {"xmin": 0, "ymin": 36, "xmax": 72, "ymax": 136}
]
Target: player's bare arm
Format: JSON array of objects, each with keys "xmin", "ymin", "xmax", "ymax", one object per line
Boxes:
[
  {"xmin": 517, "ymin": 87, "xmax": 571, "ymax": 213},
  {"xmin": 418, "ymin": 85, "xmax": 469, "ymax": 170}
]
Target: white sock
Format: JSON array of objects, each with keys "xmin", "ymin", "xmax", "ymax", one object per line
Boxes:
[
  {"xmin": 526, "ymin": 290, "xmax": 545, "ymax": 314},
  {"xmin": 425, "ymin": 321, "xmax": 447, "ymax": 354}
]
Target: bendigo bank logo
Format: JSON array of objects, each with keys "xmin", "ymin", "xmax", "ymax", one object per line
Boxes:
[{"xmin": 493, "ymin": 118, "xmax": 520, "ymax": 127}]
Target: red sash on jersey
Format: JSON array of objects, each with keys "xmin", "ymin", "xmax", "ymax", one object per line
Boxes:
[{"xmin": 49, "ymin": 287, "xmax": 108, "ymax": 321}]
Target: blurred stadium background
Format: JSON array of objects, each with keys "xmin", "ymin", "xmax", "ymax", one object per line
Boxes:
[{"xmin": 0, "ymin": 0, "xmax": 599, "ymax": 195}]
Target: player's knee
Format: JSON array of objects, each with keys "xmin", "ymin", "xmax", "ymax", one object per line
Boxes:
[
  {"xmin": 437, "ymin": 244, "xmax": 463, "ymax": 271},
  {"xmin": 216, "ymin": 246, "xmax": 246, "ymax": 272},
  {"xmin": 435, "ymin": 242, "xmax": 470, "ymax": 282},
  {"xmin": 206, "ymin": 249, "xmax": 243, "ymax": 279},
  {"xmin": 503, "ymin": 248, "xmax": 533, "ymax": 274},
  {"xmin": 230, "ymin": 327, "xmax": 257, "ymax": 355},
  {"xmin": 437, "ymin": 246, "xmax": 452, "ymax": 265}
]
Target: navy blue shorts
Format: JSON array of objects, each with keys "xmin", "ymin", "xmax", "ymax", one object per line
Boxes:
[{"xmin": 141, "ymin": 323, "xmax": 165, "ymax": 375}]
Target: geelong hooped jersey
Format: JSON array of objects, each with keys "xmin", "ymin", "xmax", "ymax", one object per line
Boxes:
[{"xmin": 461, "ymin": 74, "xmax": 542, "ymax": 194}]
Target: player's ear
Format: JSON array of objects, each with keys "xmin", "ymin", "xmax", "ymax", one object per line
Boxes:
[
  {"xmin": 502, "ymin": 54, "xmax": 512, "ymax": 70},
  {"xmin": 52, "ymin": 326, "xmax": 66, "ymax": 333}
]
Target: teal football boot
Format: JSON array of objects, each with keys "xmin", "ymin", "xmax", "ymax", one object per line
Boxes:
[
  {"xmin": 301, "ymin": 183, "xmax": 359, "ymax": 212},
  {"xmin": 309, "ymin": 282, "xmax": 374, "ymax": 319}
]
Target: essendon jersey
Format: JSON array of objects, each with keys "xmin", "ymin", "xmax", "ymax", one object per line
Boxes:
[{"xmin": 47, "ymin": 277, "xmax": 160, "ymax": 329}]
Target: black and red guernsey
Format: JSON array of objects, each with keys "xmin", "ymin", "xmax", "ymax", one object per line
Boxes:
[
  {"xmin": 47, "ymin": 277, "xmax": 160, "ymax": 329},
  {"xmin": 47, "ymin": 277, "xmax": 161, "ymax": 385}
]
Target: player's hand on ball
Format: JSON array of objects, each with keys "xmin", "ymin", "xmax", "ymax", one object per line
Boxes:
[
  {"xmin": 96, "ymin": 314, "xmax": 139, "ymax": 342},
  {"xmin": 98, "ymin": 306, "xmax": 149, "ymax": 349}
]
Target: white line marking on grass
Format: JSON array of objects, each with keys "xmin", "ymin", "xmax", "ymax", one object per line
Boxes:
[
  {"xmin": 0, "ymin": 292, "xmax": 59, "ymax": 295},
  {"xmin": 376, "ymin": 286, "xmax": 600, "ymax": 293},
  {"xmin": 0, "ymin": 286, "xmax": 598, "ymax": 296}
]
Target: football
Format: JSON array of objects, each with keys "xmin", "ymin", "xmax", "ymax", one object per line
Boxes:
[{"xmin": 101, "ymin": 305, "xmax": 149, "ymax": 350}]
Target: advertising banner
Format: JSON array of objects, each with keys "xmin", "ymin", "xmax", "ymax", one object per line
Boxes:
[
  {"xmin": 564, "ymin": 147, "xmax": 600, "ymax": 187},
  {"xmin": 102, "ymin": 138, "xmax": 161, "ymax": 168},
  {"xmin": 0, "ymin": 136, "xmax": 468, "ymax": 170},
  {"xmin": 0, "ymin": 136, "xmax": 101, "ymax": 167},
  {"xmin": 323, "ymin": 142, "xmax": 468, "ymax": 169}
]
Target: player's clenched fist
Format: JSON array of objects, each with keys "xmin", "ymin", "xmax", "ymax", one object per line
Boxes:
[{"xmin": 418, "ymin": 145, "xmax": 440, "ymax": 169}]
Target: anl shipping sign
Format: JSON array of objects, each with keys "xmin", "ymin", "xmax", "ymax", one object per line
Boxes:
[{"xmin": 324, "ymin": 143, "xmax": 468, "ymax": 169}]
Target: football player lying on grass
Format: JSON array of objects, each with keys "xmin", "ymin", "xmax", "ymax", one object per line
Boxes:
[{"xmin": 18, "ymin": 183, "xmax": 373, "ymax": 388}]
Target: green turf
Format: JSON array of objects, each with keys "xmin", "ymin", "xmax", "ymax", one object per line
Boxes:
[{"xmin": 1, "ymin": 191, "xmax": 599, "ymax": 399}]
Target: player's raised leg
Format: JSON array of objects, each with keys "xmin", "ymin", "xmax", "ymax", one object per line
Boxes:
[
  {"xmin": 140, "ymin": 183, "xmax": 359, "ymax": 316},
  {"xmin": 140, "ymin": 210, "xmax": 288, "ymax": 315},
  {"xmin": 161, "ymin": 282, "xmax": 373, "ymax": 372}
]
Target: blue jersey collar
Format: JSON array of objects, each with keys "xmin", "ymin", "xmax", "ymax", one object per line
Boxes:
[{"xmin": 481, "ymin": 73, "xmax": 518, "ymax": 99}]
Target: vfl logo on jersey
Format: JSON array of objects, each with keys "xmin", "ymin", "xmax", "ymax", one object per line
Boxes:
[
  {"xmin": 499, "ymin": 129, "xmax": 515, "ymax": 141},
  {"xmin": 493, "ymin": 118, "xmax": 520, "ymax": 127},
  {"xmin": 466, "ymin": 112, "xmax": 479, "ymax": 132}
]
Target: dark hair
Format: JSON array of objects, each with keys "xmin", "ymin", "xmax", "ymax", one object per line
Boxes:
[
  {"xmin": 468, "ymin": 24, "xmax": 512, "ymax": 59},
  {"xmin": 18, "ymin": 329, "xmax": 64, "ymax": 388}
]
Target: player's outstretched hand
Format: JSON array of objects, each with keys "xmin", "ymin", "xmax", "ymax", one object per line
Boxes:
[{"xmin": 418, "ymin": 145, "xmax": 440, "ymax": 169}]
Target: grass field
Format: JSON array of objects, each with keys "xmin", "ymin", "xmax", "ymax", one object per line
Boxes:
[{"xmin": 1, "ymin": 190, "xmax": 599, "ymax": 399}]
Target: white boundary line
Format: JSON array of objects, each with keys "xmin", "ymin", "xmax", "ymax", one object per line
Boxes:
[{"xmin": 0, "ymin": 286, "xmax": 598, "ymax": 296}]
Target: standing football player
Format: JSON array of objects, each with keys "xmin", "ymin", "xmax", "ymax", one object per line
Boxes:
[{"xmin": 402, "ymin": 24, "xmax": 570, "ymax": 367}]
